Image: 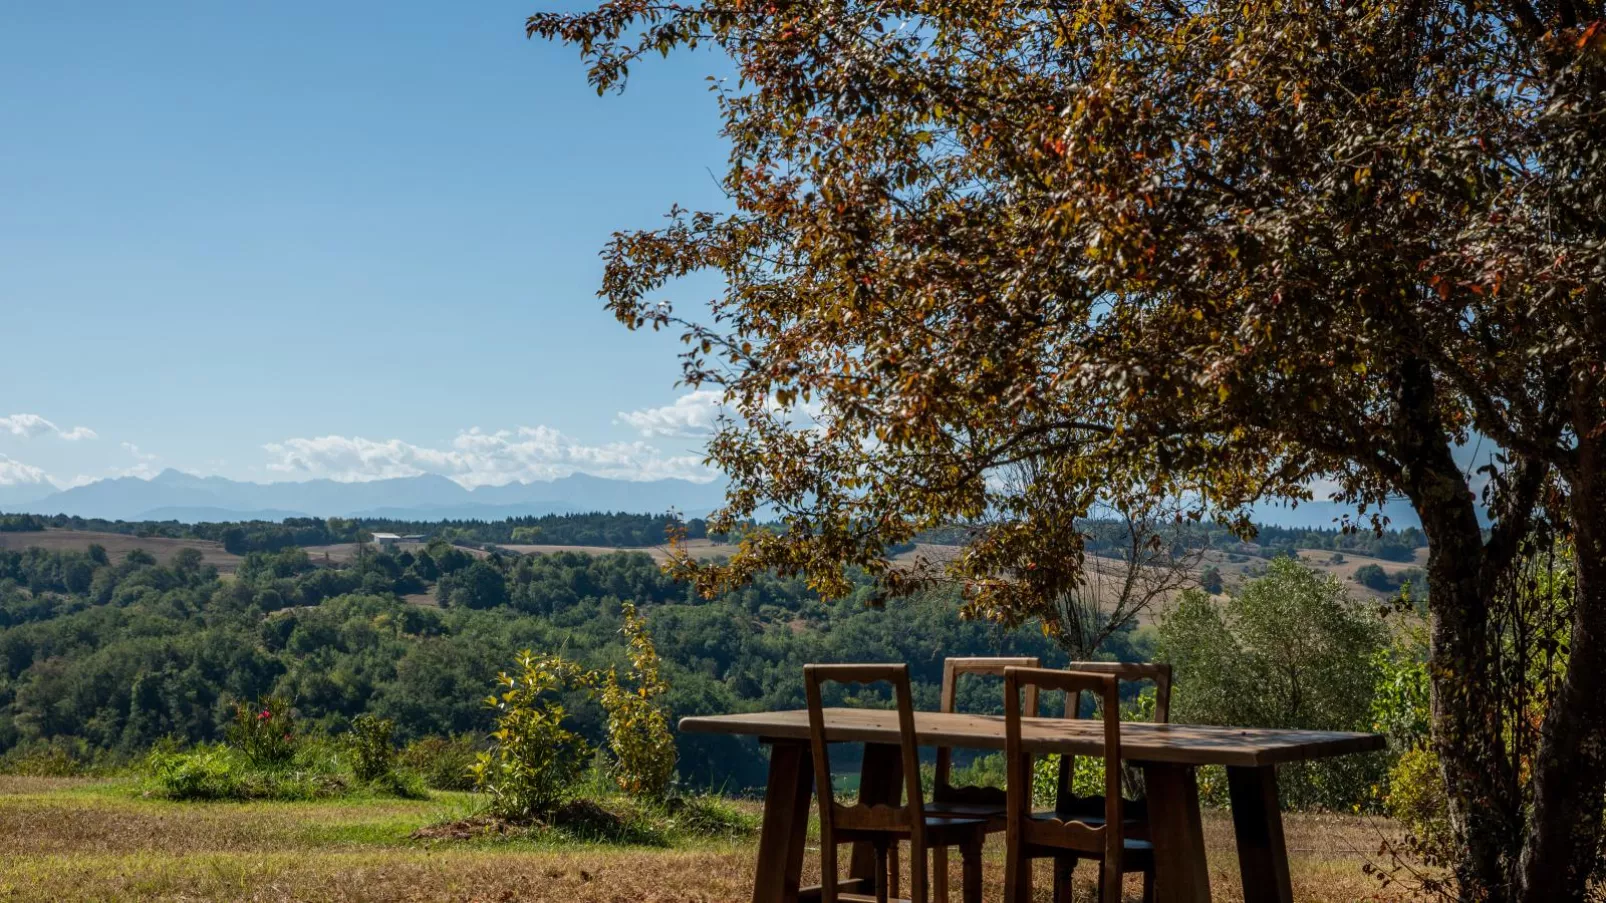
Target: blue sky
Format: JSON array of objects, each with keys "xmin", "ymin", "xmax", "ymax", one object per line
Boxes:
[{"xmin": 1, "ymin": 2, "xmax": 733, "ymax": 490}]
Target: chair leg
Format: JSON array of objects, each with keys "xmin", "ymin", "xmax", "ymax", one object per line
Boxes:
[
  {"xmin": 910, "ymin": 841, "xmax": 929, "ymax": 903},
  {"xmin": 933, "ymin": 845, "xmax": 949, "ymax": 903},
  {"xmin": 821, "ymin": 838, "xmax": 839, "ymax": 903},
  {"xmin": 890, "ymin": 841, "xmax": 900, "ymax": 901},
  {"xmin": 1004, "ymin": 845, "xmax": 1031, "ymax": 903},
  {"xmin": 875, "ymin": 842, "xmax": 890, "ymax": 903},
  {"xmin": 1098, "ymin": 860, "xmax": 1121, "ymax": 903},
  {"xmin": 1053, "ymin": 855, "xmax": 1075, "ymax": 903},
  {"xmin": 959, "ymin": 840, "xmax": 983, "ymax": 903},
  {"xmin": 1140, "ymin": 865, "xmax": 1155, "ymax": 903}
]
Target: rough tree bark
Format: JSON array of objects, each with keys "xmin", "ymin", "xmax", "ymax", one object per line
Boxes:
[
  {"xmin": 1520, "ymin": 409, "xmax": 1606, "ymax": 902},
  {"xmin": 1396, "ymin": 360, "xmax": 1523, "ymax": 900}
]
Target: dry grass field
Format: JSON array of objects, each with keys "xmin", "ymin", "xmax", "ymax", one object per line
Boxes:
[
  {"xmin": 494, "ymin": 537, "xmax": 742, "ymax": 563},
  {"xmin": 0, "ymin": 529, "xmax": 243, "ymax": 572},
  {"xmin": 891, "ymin": 541, "xmax": 1428, "ymax": 619},
  {"xmin": 300, "ymin": 537, "xmax": 741, "ymax": 566},
  {"xmin": 0, "ymin": 776, "xmax": 1410, "ymax": 903}
]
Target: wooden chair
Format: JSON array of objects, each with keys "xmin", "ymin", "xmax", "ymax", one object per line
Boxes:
[
  {"xmin": 928, "ymin": 657, "xmax": 1040, "ymax": 902},
  {"xmin": 1050, "ymin": 663, "xmax": 1172, "ymax": 830},
  {"xmin": 804, "ymin": 664, "xmax": 987, "ymax": 903},
  {"xmin": 1003, "ymin": 666, "xmax": 1155, "ymax": 903}
]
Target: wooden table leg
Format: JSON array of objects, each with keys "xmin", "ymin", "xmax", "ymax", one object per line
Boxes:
[
  {"xmin": 753, "ymin": 739, "xmax": 814, "ymax": 903},
  {"xmin": 1143, "ymin": 763, "xmax": 1212, "ymax": 903},
  {"xmin": 1227, "ymin": 766, "xmax": 1293, "ymax": 903}
]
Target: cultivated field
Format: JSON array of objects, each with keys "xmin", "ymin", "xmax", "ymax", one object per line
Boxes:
[
  {"xmin": 0, "ymin": 776, "xmax": 1409, "ymax": 902},
  {"xmin": 0, "ymin": 529, "xmax": 243, "ymax": 572},
  {"xmin": 892, "ymin": 541, "xmax": 1429, "ymax": 611},
  {"xmin": 493, "ymin": 537, "xmax": 742, "ymax": 563},
  {"xmin": 300, "ymin": 537, "xmax": 742, "ymax": 566}
]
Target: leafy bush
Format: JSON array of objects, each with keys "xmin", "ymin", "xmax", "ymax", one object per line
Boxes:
[
  {"xmin": 144, "ymin": 740, "xmax": 373, "ymax": 802},
  {"xmin": 1354, "ymin": 563, "xmax": 1392, "ymax": 591},
  {"xmin": 600, "ymin": 603, "xmax": 676, "ymax": 799},
  {"xmin": 148, "ymin": 746, "xmax": 244, "ymax": 800},
  {"xmin": 1387, "ymin": 745, "xmax": 1453, "ymax": 863},
  {"xmin": 226, "ymin": 695, "xmax": 297, "ymax": 768},
  {"xmin": 1372, "ymin": 638, "xmax": 1431, "ymax": 751},
  {"xmin": 1031, "ymin": 753, "xmax": 1106, "ymax": 807},
  {"xmin": 1159, "ymin": 558, "xmax": 1389, "ymax": 811},
  {"xmin": 0, "ymin": 740, "xmax": 90, "ymax": 777},
  {"xmin": 399, "ymin": 734, "xmax": 481, "ymax": 791},
  {"xmin": 664, "ymin": 794, "xmax": 757, "ymax": 839},
  {"xmin": 345, "ymin": 713, "xmax": 396, "ymax": 783},
  {"xmin": 471, "ymin": 650, "xmax": 595, "ymax": 820}
]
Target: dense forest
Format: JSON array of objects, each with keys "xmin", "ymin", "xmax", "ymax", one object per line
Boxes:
[
  {"xmin": 5, "ymin": 507, "xmax": 1430, "ymax": 564},
  {"xmin": 0, "ymin": 512, "xmax": 716, "ymax": 554},
  {"xmin": 0, "ymin": 535, "xmax": 1107, "ymax": 790}
]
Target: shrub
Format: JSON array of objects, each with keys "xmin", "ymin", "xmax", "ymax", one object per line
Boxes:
[
  {"xmin": 471, "ymin": 650, "xmax": 595, "ymax": 820},
  {"xmin": 663, "ymin": 793, "xmax": 758, "ymax": 840},
  {"xmin": 227, "ymin": 695, "xmax": 297, "ymax": 768},
  {"xmin": 1354, "ymin": 563, "xmax": 1391, "ymax": 591},
  {"xmin": 1387, "ymin": 745, "xmax": 1454, "ymax": 863},
  {"xmin": 1031, "ymin": 753, "xmax": 1106, "ymax": 807},
  {"xmin": 1, "ymin": 741, "xmax": 88, "ymax": 777},
  {"xmin": 145, "ymin": 742, "xmax": 356, "ymax": 802},
  {"xmin": 1159, "ymin": 559, "xmax": 1388, "ymax": 811},
  {"xmin": 345, "ymin": 713, "xmax": 397, "ymax": 783},
  {"xmin": 148, "ymin": 746, "xmax": 243, "ymax": 800},
  {"xmin": 600, "ymin": 602, "xmax": 677, "ymax": 800},
  {"xmin": 399, "ymin": 735, "xmax": 481, "ymax": 791}
]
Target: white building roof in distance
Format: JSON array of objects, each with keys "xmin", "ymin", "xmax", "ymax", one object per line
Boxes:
[{"xmin": 371, "ymin": 533, "xmax": 402, "ymax": 541}]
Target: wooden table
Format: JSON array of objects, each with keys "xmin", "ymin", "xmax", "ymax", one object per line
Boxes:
[{"xmin": 679, "ymin": 708, "xmax": 1384, "ymax": 903}]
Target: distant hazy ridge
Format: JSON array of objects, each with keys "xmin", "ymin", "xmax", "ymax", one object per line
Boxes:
[{"xmin": 1, "ymin": 469, "xmax": 729, "ymax": 522}]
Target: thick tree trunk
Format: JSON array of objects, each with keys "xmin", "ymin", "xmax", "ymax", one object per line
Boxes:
[
  {"xmin": 1397, "ymin": 359, "xmax": 1521, "ymax": 901},
  {"xmin": 1419, "ymin": 488, "xmax": 1523, "ymax": 901},
  {"xmin": 1518, "ymin": 428, "xmax": 1606, "ymax": 902}
]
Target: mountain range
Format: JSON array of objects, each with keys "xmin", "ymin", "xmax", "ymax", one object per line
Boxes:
[{"xmin": 0, "ymin": 470, "xmax": 730, "ymax": 522}]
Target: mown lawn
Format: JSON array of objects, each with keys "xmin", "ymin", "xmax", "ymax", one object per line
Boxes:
[{"xmin": 0, "ymin": 776, "xmax": 1409, "ymax": 902}]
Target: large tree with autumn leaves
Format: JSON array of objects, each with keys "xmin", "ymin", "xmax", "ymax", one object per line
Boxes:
[{"xmin": 529, "ymin": 2, "xmax": 1606, "ymax": 899}]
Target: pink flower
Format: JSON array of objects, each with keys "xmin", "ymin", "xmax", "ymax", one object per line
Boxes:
[{"xmin": 258, "ymin": 710, "xmax": 272, "ymax": 721}]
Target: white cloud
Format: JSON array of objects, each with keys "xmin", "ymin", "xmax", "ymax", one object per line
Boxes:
[
  {"xmin": 617, "ymin": 390, "xmax": 725, "ymax": 439},
  {"xmin": 0, "ymin": 454, "xmax": 49, "ymax": 487},
  {"xmin": 115, "ymin": 442, "xmax": 161, "ymax": 479},
  {"xmin": 0, "ymin": 413, "xmax": 97, "ymax": 441},
  {"xmin": 263, "ymin": 426, "xmax": 717, "ymax": 487}
]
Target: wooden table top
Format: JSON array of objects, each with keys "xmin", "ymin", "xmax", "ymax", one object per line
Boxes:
[{"xmin": 678, "ymin": 708, "xmax": 1385, "ymax": 768}]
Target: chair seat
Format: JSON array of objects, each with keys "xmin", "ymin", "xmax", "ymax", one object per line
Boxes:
[
  {"xmin": 1035, "ymin": 808, "xmax": 1147, "ymax": 829},
  {"xmin": 1055, "ymin": 794, "xmax": 1149, "ymax": 820},
  {"xmin": 1026, "ymin": 812, "xmax": 1155, "ymax": 869},
  {"xmin": 835, "ymin": 815, "xmax": 989, "ymax": 847},
  {"xmin": 1049, "ymin": 796, "xmax": 1152, "ymax": 840},
  {"xmin": 925, "ymin": 799, "xmax": 1009, "ymax": 820}
]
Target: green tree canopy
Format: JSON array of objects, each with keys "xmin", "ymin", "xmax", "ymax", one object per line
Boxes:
[{"xmin": 531, "ymin": 2, "xmax": 1606, "ymax": 899}]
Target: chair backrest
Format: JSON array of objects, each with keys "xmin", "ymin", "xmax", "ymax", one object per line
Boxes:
[
  {"xmin": 803, "ymin": 664, "xmax": 926, "ymax": 849},
  {"xmin": 1059, "ymin": 661, "xmax": 1173, "ymax": 723},
  {"xmin": 933, "ymin": 656, "xmax": 1039, "ymax": 802},
  {"xmin": 1004, "ymin": 667, "xmax": 1123, "ymax": 874},
  {"xmin": 1052, "ymin": 661, "xmax": 1171, "ymax": 808}
]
